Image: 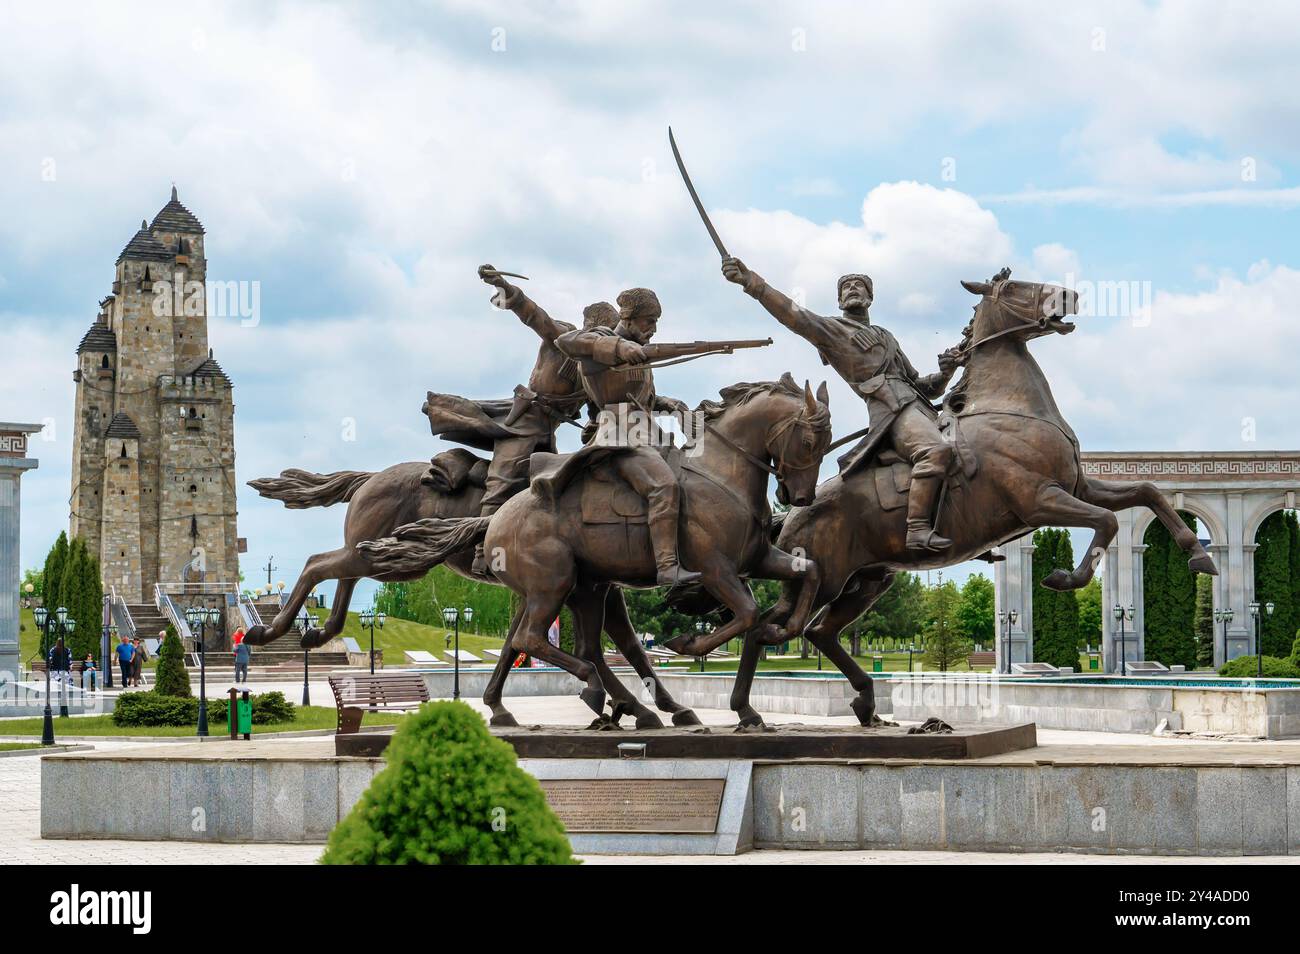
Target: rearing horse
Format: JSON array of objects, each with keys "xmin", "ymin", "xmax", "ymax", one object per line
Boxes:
[{"xmin": 728, "ymin": 268, "xmax": 1218, "ymax": 727}]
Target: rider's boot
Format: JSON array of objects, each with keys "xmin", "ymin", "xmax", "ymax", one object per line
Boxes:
[
  {"xmin": 471, "ymin": 543, "xmax": 493, "ymax": 578},
  {"xmin": 905, "ymin": 475, "xmax": 952, "ymax": 552},
  {"xmin": 646, "ymin": 485, "xmax": 701, "ymax": 586}
]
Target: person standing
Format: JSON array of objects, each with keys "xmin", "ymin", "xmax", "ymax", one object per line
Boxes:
[
  {"xmin": 115, "ymin": 634, "xmax": 134, "ymax": 688},
  {"xmin": 48, "ymin": 637, "xmax": 72, "ymax": 689},
  {"xmin": 233, "ymin": 637, "xmax": 250, "ymax": 685},
  {"xmin": 81, "ymin": 653, "xmax": 98, "ymax": 692}
]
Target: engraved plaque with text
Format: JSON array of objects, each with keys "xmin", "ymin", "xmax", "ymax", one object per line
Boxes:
[{"xmin": 540, "ymin": 778, "xmax": 725, "ymax": 833}]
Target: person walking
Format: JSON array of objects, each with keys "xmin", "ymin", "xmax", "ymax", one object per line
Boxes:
[
  {"xmin": 233, "ymin": 638, "xmax": 250, "ymax": 684},
  {"xmin": 115, "ymin": 635, "xmax": 134, "ymax": 688},
  {"xmin": 131, "ymin": 637, "xmax": 149, "ymax": 687}
]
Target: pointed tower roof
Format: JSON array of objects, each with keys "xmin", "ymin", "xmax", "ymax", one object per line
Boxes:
[
  {"xmin": 104, "ymin": 411, "xmax": 141, "ymax": 439},
  {"xmin": 117, "ymin": 219, "xmax": 174, "ymax": 264},
  {"xmin": 190, "ymin": 352, "xmax": 232, "ymax": 385},
  {"xmin": 76, "ymin": 319, "xmax": 118, "ymax": 355},
  {"xmin": 150, "ymin": 185, "xmax": 205, "ymax": 234}
]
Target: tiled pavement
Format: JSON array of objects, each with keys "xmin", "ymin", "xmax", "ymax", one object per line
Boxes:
[{"xmin": 4, "ymin": 694, "xmax": 1300, "ymax": 864}]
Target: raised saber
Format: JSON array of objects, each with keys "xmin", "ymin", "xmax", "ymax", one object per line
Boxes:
[
  {"xmin": 480, "ymin": 268, "xmax": 530, "ymax": 281},
  {"xmin": 669, "ymin": 127, "xmax": 729, "ymax": 259}
]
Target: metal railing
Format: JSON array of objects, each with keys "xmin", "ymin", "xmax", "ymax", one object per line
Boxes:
[
  {"xmin": 154, "ymin": 584, "xmax": 195, "ymax": 652},
  {"xmin": 109, "ymin": 586, "xmax": 137, "ymax": 641}
]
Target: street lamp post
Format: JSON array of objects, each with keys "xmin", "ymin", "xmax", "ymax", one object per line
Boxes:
[
  {"xmin": 998, "ymin": 608, "xmax": 1019, "ymax": 674},
  {"xmin": 100, "ymin": 591, "xmax": 115, "ymax": 689},
  {"xmin": 296, "ymin": 610, "xmax": 319, "ymax": 706},
  {"xmin": 1214, "ymin": 606, "xmax": 1234, "ymax": 669},
  {"xmin": 33, "ymin": 606, "xmax": 74, "ymax": 745},
  {"xmin": 1248, "ymin": 601, "xmax": 1275, "ymax": 678},
  {"xmin": 185, "ymin": 606, "xmax": 219, "ymax": 736},
  {"xmin": 441, "ymin": 605, "xmax": 473, "ymax": 700},
  {"xmin": 1112, "ymin": 603, "xmax": 1134, "ymax": 676},
  {"xmin": 359, "ymin": 608, "xmax": 386, "ymax": 675},
  {"xmin": 694, "ymin": 620, "xmax": 709, "ymax": 672}
]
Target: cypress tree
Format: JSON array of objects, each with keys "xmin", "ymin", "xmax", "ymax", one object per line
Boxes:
[
  {"xmin": 1051, "ymin": 532, "xmax": 1080, "ymax": 667},
  {"xmin": 1254, "ymin": 511, "xmax": 1293, "ymax": 657},
  {"xmin": 1143, "ymin": 512, "xmax": 1198, "ymax": 668},
  {"xmin": 1287, "ymin": 511, "xmax": 1300, "ymax": 647},
  {"xmin": 1193, "ymin": 573, "xmax": 1215, "ymax": 668},
  {"xmin": 154, "ymin": 626, "xmax": 191, "ymax": 697},
  {"xmin": 42, "ymin": 532, "xmax": 69, "ymax": 619}
]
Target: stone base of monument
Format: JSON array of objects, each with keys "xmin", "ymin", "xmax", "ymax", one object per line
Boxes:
[
  {"xmin": 40, "ymin": 734, "xmax": 1300, "ymax": 855},
  {"xmin": 334, "ymin": 722, "xmax": 1036, "ymax": 760}
]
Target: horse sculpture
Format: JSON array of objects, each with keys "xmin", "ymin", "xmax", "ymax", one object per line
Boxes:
[
  {"xmin": 244, "ymin": 459, "xmax": 702, "ymax": 729},
  {"xmin": 359, "ymin": 374, "xmax": 833, "ymax": 726},
  {"xmin": 704, "ymin": 269, "xmax": 1219, "ymax": 727}
]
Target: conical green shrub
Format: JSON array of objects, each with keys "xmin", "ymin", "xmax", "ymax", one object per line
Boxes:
[
  {"xmin": 322, "ymin": 701, "xmax": 575, "ymax": 865},
  {"xmin": 154, "ymin": 627, "xmax": 191, "ymax": 698}
]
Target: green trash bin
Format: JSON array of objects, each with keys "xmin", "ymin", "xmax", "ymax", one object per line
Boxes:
[
  {"xmin": 227, "ymin": 687, "xmax": 253, "ymax": 740},
  {"xmin": 1088, "ymin": 654, "xmax": 1100, "ymax": 670},
  {"xmin": 872, "ymin": 655, "xmax": 884, "ymax": 673}
]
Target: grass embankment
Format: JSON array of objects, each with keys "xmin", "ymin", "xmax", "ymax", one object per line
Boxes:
[
  {"xmin": 0, "ymin": 706, "xmax": 405, "ymax": 738},
  {"xmin": 316, "ymin": 609, "xmax": 504, "ymax": 663}
]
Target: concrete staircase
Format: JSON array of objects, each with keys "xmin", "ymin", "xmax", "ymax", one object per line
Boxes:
[{"xmin": 123, "ymin": 602, "xmax": 171, "ymax": 641}]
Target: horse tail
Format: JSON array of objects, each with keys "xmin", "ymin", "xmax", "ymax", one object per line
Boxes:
[
  {"xmin": 247, "ymin": 469, "xmax": 373, "ymax": 509},
  {"xmin": 356, "ymin": 516, "xmax": 491, "ymax": 576}
]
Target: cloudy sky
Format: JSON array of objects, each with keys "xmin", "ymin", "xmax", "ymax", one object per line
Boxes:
[{"xmin": 3, "ymin": 0, "xmax": 1298, "ymax": 605}]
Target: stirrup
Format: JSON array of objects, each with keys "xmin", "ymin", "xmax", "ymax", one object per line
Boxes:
[{"xmin": 906, "ymin": 529, "xmax": 952, "ymax": 552}]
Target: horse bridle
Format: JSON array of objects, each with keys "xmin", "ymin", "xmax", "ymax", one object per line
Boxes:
[
  {"xmin": 701, "ymin": 412, "xmax": 826, "ymax": 482},
  {"xmin": 955, "ymin": 280, "xmax": 1058, "ymax": 358}
]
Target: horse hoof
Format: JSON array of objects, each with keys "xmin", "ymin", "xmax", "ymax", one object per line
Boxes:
[
  {"xmin": 609, "ymin": 700, "xmax": 634, "ymax": 724},
  {"xmin": 850, "ymin": 693, "xmax": 877, "ymax": 726},
  {"xmin": 661, "ymin": 634, "xmax": 693, "ymax": 655},
  {"xmin": 634, "ymin": 711, "xmax": 665, "ymax": 730},
  {"xmin": 579, "ymin": 687, "xmax": 606, "ymax": 715},
  {"xmin": 243, "ymin": 625, "xmax": 270, "ymax": 646},
  {"xmin": 489, "ymin": 711, "xmax": 518, "ymax": 728},
  {"xmin": 301, "ymin": 627, "xmax": 329, "ymax": 649},
  {"xmin": 1189, "ymin": 552, "xmax": 1219, "ymax": 576},
  {"xmin": 734, "ymin": 707, "xmax": 765, "ymax": 730},
  {"xmin": 1040, "ymin": 568, "xmax": 1074, "ymax": 591},
  {"xmin": 671, "ymin": 709, "xmax": 703, "ymax": 727}
]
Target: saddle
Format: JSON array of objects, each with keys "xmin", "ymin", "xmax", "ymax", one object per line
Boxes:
[
  {"xmin": 869, "ymin": 409, "xmax": 978, "ymax": 512},
  {"xmin": 421, "ymin": 448, "xmax": 488, "ymax": 494},
  {"xmin": 528, "ymin": 445, "xmax": 681, "ymax": 525}
]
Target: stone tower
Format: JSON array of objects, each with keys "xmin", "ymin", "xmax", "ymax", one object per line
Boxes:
[{"xmin": 70, "ymin": 187, "xmax": 241, "ymax": 601}]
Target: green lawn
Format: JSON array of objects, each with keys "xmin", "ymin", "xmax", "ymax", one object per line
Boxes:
[
  {"xmin": 0, "ymin": 741, "xmax": 45, "ymax": 752},
  {"xmin": 0, "ymin": 706, "xmax": 404, "ymax": 738},
  {"xmin": 322, "ymin": 608, "xmax": 505, "ymax": 664}
]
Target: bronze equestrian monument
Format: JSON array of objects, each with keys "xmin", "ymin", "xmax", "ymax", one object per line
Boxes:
[{"xmin": 45, "ymin": 133, "xmax": 1300, "ymax": 859}]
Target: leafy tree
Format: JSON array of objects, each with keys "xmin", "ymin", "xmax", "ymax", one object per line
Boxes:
[
  {"xmin": 955, "ymin": 574, "xmax": 994, "ymax": 648},
  {"xmin": 20, "ymin": 567, "xmax": 43, "ymax": 601},
  {"xmin": 1077, "ymin": 577, "xmax": 1103, "ymax": 649},
  {"xmin": 856, "ymin": 572, "xmax": 925, "ymax": 649},
  {"xmin": 1193, "ymin": 573, "xmax": 1215, "ymax": 668},
  {"xmin": 322, "ymin": 702, "xmax": 575, "ymax": 865},
  {"xmin": 154, "ymin": 626, "xmax": 191, "ymax": 697},
  {"xmin": 922, "ymin": 580, "xmax": 969, "ymax": 671}
]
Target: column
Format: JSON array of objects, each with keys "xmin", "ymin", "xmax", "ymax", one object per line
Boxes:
[
  {"xmin": 0, "ymin": 423, "xmax": 42, "ymax": 681},
  {"xmin": 1224, "ymin": 493, "xmax": 1250, "ymax": 660},
  {"xmin": 1102, "ymin": 508, "xmax": 1143, "ymax": 672},
  {"xmin": 994, "ymin": 533, "xmax": 1035, "ymax": 672}
]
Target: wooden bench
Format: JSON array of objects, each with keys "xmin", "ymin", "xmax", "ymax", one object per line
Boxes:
[
  {"xmin": 967, "ymin": 651, "xmax": 997, "ymax": 669},
  {"xmin": 328, "ymin": 673, "xmax": 430, "ymax": 734}
]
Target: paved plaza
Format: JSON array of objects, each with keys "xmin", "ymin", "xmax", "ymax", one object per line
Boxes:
[{"xmin": 5, "ymin": 689, "xmax": 1300, "ymax": 864}]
